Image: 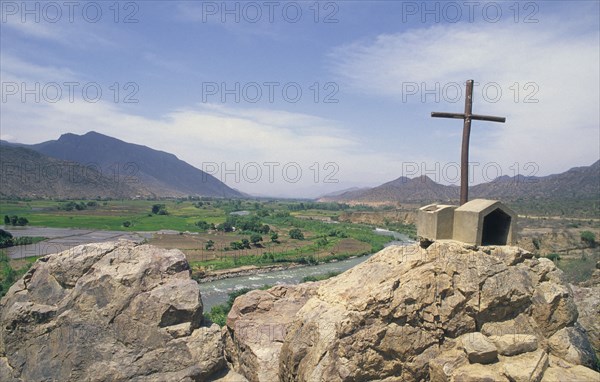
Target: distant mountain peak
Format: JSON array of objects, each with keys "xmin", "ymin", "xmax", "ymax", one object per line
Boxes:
[
  {"xmin": 319, "ymin": 161, "xmax": 599, "ymax": 204},
  {"xmin": 19, "ymin": 132, "xmax": 243, "ymax": 198}
]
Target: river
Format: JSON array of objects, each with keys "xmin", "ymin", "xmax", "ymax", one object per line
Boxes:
[{"xmin": 199, "ymin": 228, "xmax": 413, "ymax": 311}]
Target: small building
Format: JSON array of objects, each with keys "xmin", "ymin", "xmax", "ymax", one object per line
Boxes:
[{"xmin": 417, "ymin": 199, "xmax": 517, "ymax": 246}]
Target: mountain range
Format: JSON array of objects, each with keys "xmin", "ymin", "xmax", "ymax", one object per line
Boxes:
[
  {"xmin": 1, "ymin": 132, "xmax": 242, "ymax": 199},
  {"xmin": 319, "ymin": 161, "xmax": 600, "ymax": 205},
  {"xmin": 1, "ymin": 131, "xmax": 598, "ymax": 202}
]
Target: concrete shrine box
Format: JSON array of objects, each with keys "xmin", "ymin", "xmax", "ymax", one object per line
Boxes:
[
  {"xmin": 453, "ymin": 199, "xmax": 516, "ymax": 246},
  {"xmin": 417, "ymin": 204, "xmax": 457, "ymax": 240},
  {"xmin": 417, "ymin": 199, "xmax": 517, "ymax": 246}
]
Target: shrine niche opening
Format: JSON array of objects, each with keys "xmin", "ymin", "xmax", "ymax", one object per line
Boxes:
[{"xmin": 481, "ymin": 208, "xmax": 512, "ymax": 245}]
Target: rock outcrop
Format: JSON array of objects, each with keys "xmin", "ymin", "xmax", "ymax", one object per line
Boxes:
[
  {"xmin": 2, "ymin": 240, "xmax": 599, "ymax": 381},
  {"xmin": 225, "ymin": 241, "xmax": 600, "ymax": 381},
  {"xmin": 0, "ymin": 241, "xmax": 225, "ymax": 382},
  {"xmin": 572, "ymin": 261, "xmax": 600, "ymax": 360},
  {"xmin": 224, "ymin": 284, "xmax": 318, "ymax": 382}
]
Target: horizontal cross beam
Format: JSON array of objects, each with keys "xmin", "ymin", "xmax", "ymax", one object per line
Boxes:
[{"xmin": 431, "ymin": 112, "xmax": 506, "ymax": 123}]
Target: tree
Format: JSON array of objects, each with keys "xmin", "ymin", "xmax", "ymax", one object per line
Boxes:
[
  {"xmin": 16, "ymin": 217, "xmax": 28, "ymax": 226},
  {"xmin": 3, "ymin": 215, "xmax": 9, "ymax": 225},
  {"xmin": 151, "ymin": 204, "xmax": 167, "ymax": 215},
  {"xmin": 230, "ymin": 241, "xmax": 243, "ymax": 250},
  {"xmin": 250, "ymin": 234, "xmax": 263, "ymax": 246},
  {"xmin": 196, "ymin": 221, "xmax": 210, "ymax": 231},
  {"xmin": 217, "ymin": 221, "xmax": 234, "ymax": 232},
  {"xmin": 122, "ymin": 221, "xmax": 131, "ymax": 227},
  {"xmin": 9, "ymin": 216, "xmax": 18, "ymax": 226},
  {"xmin": 205, "ymin": 240, "xmax": 215, "ymax": 250},
  {"xmin": 270, "ymin": 232, "xmax": 279, "ymax": 243},
  {"xmin": 289, "ymin": 228, "xmax": 304, "ymax": 240}
]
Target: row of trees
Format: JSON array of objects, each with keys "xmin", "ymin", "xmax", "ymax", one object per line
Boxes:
[
  {"xmin": 202, "ymin": 231, "xmax": 288, "ymax": 251},
  {"xmin": 59, "ymin": 201, "xmax": 97, "ymax": 211},
  {"xmin": 287, "ymin": 202, "xmax": 351, "ymax": 211},
  {"xmin": 208, "ymin": 215, "xmax": 271, "ymax": 235},
  {"xmin": 3, "ymin": 215, "xmax": 29, "ymax": 226}
]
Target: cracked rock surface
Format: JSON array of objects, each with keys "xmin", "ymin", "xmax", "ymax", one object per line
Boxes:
[
  {"xmin": 225, "ymin": 241, "xmax": 599, "ymax": 381},
  {"xmin": 0, "ymin": 241, "xmax": 225, "ymax": 382}
]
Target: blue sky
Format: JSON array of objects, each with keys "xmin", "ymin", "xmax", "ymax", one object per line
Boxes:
[{"xmin": 1, "ymin": 1, "xmax": 599, "ymax": 197}]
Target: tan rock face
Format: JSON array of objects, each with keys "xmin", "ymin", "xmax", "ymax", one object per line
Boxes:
[
  {"xmin": 224, "ymin": 284, "xmax": 318, "ymax": 382},
  {"xmin": 0, "ymin": 241, "xmax": 225, "ymax": 382},
  {"xmin": 225, "ymin": 241, "xmax": 600, "ymax": 382},
  {"xmin": 572, "ymin": 267, "xmax": 600, "ymax": 360},
  {"xmin": 461, "ymin": 332, "xmax": 498, "ymax": 364},
  {"xmin": 489, "ymin": 334, "xmax": 538, "ymax": 356}
]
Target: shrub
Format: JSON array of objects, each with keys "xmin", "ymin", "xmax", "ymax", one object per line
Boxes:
[
  {"xmin": 546, "ymin": 253, "xmax": 561, "ymax": 262},
  {"xmin": 122, "ymin": 221, "xmax": 131, "ymax": 228},
  {"xmin": 270, "ymin": 232, "xmax": 279, "ymax": 243},
  {"xmin": 0, "ymin": 229, "xmax": 14, "ymax": 248},
  {"xmin": 250, "ymin": 234, "xmax": 263, "ymax": 245},
  {"xmin": 302, "ymin": 271, "xmax": 340, "ymax": 283},
  {"xmin": 289, "ymin": 228, "xmax": 304, "ymax": 240},
  {"xmin": 580, "ymin": 231, "xmax": 596, "ymax": 247}
]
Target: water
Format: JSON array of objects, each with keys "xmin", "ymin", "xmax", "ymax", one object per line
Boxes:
[
  {"xmin": 199, "ymin": 253, "xmax": 375, "ymax": 311},
  {"xmin": 199, "ymin": 227, "xmax": 414, "ymax": 311},
  {"xmin": 373, "ymin": 227, "xmax": 413, "ymax": 247}
]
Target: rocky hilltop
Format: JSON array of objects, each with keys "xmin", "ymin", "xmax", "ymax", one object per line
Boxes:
[
  {"xmin": 226, "ymin": 241, "xmax": 600, "ymax": 381},
  {"xmin": 1, "ymin": 241, "xmax": 599, "ymax": 381}
]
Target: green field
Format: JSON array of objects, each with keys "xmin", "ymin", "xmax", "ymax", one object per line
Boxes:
[{"xmin": 1, "ymin": 199, "xmax": 228, "ymax": 231}]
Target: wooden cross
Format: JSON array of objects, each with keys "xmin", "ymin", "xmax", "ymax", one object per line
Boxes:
[{"xmin": 431, "ymin": 80, "xmax": 506, "ymax": 205}]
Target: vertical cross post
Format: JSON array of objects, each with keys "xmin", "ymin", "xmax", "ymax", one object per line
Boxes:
[
  {"xmin": 432, "ymin": 80, "xmax": 506, "ymax": 205},
  {"xmin": 460, "ymin": 80, "xmax": 474, "ymax": 205}
]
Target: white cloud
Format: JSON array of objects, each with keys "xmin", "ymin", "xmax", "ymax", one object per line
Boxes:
[
  {"xmin": 329, "ymin": 20, "xmax": 600, "ymax": 179},
  {"xmin": 1, "ymin": 95, "xmax": 398, "ymax": 197}
]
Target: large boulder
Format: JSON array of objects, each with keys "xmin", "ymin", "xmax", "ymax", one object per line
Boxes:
[
  {"xmin": 572, "ymin": 264, "xmax": 600, "ymax": 359},
  {"xmin": 226, "ymin": 241, "xmax": 599, "ymax": 381},
  {"xmin": 224, "ymin": 284, "xmax": 318, "ymax": 382},
  {"xmin": 0, "ymin": 241, "xmax": 225, "ymax": 381}
]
